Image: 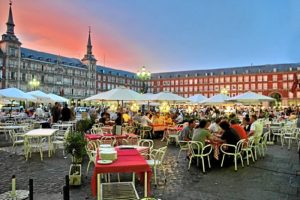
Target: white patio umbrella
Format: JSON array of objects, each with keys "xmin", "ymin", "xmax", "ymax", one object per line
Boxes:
[
  {"xmin": 83, "ymin": 86, "xmax": 145, "ymax": 102},
  {"xmin": 150, "ymin": 91, "xmax": 187, "ymax": 102},
  {"xmin": 227, "ymin": 91, "xmax": 275, "ymax": 104},
  {"xmin": 48, "ymin": 93, "xmax": 69, "ymax": 103},
  {"xmin": 200, "ymin": 93, "xmax": 230, "ymax": 105},
  {"xmin": 188, "ymin": 94, "xmax": 207, "ymax": 103},
  {"xmin": 27, "ymin": 90, "xmax": 55, "ymax": 103},
  {"xmin": 0, "ymin": 88, "xmax": 36, "ymax": 102}
]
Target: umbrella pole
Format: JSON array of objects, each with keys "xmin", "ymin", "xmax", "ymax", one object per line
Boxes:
[{"xmin": 148, "ymin": 101, "xmax": 150, "ymax": 111}]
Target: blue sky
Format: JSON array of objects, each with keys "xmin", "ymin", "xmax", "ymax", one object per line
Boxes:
[{"xmin": 0, "ymin": 0, "xmax": 300, "ymax": 72}]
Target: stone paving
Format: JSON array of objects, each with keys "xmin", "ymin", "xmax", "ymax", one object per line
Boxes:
[{"xmin": 0, "ymin": 134, "xmax": 299, "ymax": 200}]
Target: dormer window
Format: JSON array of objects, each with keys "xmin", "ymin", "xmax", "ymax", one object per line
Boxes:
[
  {"xmin": 185, "ymin": 74, "xmax": 189, "ymax": 77},
  {"xmin": 245, "ymin": 70, "xmax": 249, "ymax": 74},
  {"xmin": 210, "ymin": 72, "xmax": 214, "ymax": 76},
  {"xmin": 233, "ymin": 70, "xmax": 236, "ymax": 75},
  {"xmin": 221, "ymin": 71, "xmax": 224, "ymax": 75},
  {"xmin": 273, "ymin": 68, "xmax": 277, "ymax": 72},
  {"xmin": 289, "ymin": 67, "xmax": 293, "ymax": 71}
]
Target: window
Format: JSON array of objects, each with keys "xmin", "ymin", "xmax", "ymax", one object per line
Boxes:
[
  {"xmin": 203, "ymin": 78, "xmax": 208, "ymax": 83},
  {"xmin": 272, "ymin": 75, "xmax": 278, "ymax": 81},
  {"xmin": 263, "ymin": 75, "xmax": 268, "ymax": 81},
  {"xmin": 238, "ymin": 84, "xmax": 243, "ymax": 91},
  {"xmin": 21, "ymin": 73, "xmax": 26, "ymax": 81},
  {"xmin": 219, "ymin": 77, "xmax": 224, "ymax": 83},
  {"xmin": 194, "ymin": 79, "xmax": 198, "ymax": 84},
  {"xmin": 272, "ymin": 83, "xmax": 278, "ymax": 89},
  {"xmin": 263, "ymin": 83, "xmax": 268, "ymax": 90},
  {"xmin": 214, "ymin": 85, "xmax": 219, "ymax": 91},
  {"xmin": 189, "ymin": 86, "xmax": 193, "ymax": 92},
  {"xmin": 244, "ymin": 84, "xmax": 249, "ymax": 90},
  {"xmin": 250, "ymin": 76, "xmax": 256, "ymax": 82},
  {"xmin": 184, "ymin": 80, "xmax": 188, "ymax": 85},
  {"xmin": 283, "ymin": 82, "xmax": 287, "ymax": 89},
  {"xmin": 283, "ymin": 74, "xmax": 287, "ymax": 81},
  {"xmin": 175, "ymin": 80, "xmax": 178, "ymax": 85},
  {"xmin": 194, "ymin": 86, "xmax": 198, "ymax": 92},
  {"xmin": 238, "ymin": 76, "xmax": 243, "ymax": 82},
  {"xmin": 209, "ymin": 78, "xmax": 213, "ymax": 83},
  {"xmin": 189, "ymin": 79, "xmax": 193, "ymax": 84},
  {"xmin": 214, "ymin": 78, "xmax": 219, "ymax": 83},
  {"xmin": 257, "ymin": 83, "xmax": 262, "ymax": 90},
  {"xmin": 199, "ymin": 79, "xmax": 203, "ymax": 84},
  {"xmin": 257, "ymin": 76, "xmax": 262, "ymax": 82},
  {"xmin": 231, "ymin": 77, "xmax": 236, "ymax": 82},
  {"xmin": 225, "ymin": 77, "xmax": 230, "ymax": 82},
  {"xmin": 231, "ymin": 85, "xmax": 236, "ymax": 90},
  {"xmin": 288, "ymin": 74, "xmax": 294, "ymax": 80},
  {"xmin": 251, "ymin": 84, "xmax": 256, "ymax": 90},
  {"xmin": 244, "ymin": 76, "xmax": 249, "ymax": 82},
  {"xmin": 180, "ymin": 80, "xmax": 183, "ymax": 85}
]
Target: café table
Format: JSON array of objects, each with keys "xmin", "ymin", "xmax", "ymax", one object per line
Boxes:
[
  {"xmin": 85, "ymin": 133, "xmax": 137, "ymax": 145},
  {"xmin": 24, "ymin": 128, "xmax": 58, "ymax": 157},
  {"xmin": 91, "ymin": 148, "xmax": 151, "ymax": 200}
]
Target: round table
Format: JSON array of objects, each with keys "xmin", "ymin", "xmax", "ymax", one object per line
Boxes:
[{"xmin": 0, "ymin": 190, "xmax": 29, "ymax": 200}]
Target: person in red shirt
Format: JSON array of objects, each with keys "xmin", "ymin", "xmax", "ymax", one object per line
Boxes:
[{"xmin": 230, "ymin": 119, "xmax": 248, "ymax": 141}]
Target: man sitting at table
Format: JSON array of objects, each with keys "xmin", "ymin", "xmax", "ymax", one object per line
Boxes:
[
  {"xmin": 192, "ymin": 119, "xmax": 214, "ymax": 145},
  {"xmin": 230, "ymin": 119, "xmax": 248, "ymax": 141},
  {"xmin": 179, "ymin": 119, "xmax": 196, "ymax": 141},
  {"xmin": 248, "ymin": 114, "xmax": 263, "ymax": 144},
  {"xmin": 209, "ymin": 118, "xmax": 222, "ymax": 133}
]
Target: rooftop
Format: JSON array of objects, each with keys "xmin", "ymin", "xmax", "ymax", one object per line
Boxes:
[
  {"xmin": 20, "ymin": 47, "xmax": 86, "ymax": 69},
  {"xmin": 151, "ymin": 63, "xmax": 300, "ymax": 79}
]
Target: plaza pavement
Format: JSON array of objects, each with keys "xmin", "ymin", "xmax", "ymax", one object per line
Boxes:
[{"xmin": 0, "ymin": 135, "xmax": 299, "ymax": 200}]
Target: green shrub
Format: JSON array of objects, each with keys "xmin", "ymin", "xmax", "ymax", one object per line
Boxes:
[
  {"xmin": 64, "ymin": 131, "xmax": 87, "ymax": 162},
  {"xmin": 76, "ymin": 119, "xmax": 92, "ymax": 132}
]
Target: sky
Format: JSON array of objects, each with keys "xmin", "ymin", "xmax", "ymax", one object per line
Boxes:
[{"xmin": 0, "ymin": 0, "xmax": 300, "ymax": 73}]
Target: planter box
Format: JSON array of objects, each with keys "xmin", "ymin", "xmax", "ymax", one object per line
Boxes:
[{"xmin": 69, "ymin": 164, "xmax": 82, "ymax": 186}]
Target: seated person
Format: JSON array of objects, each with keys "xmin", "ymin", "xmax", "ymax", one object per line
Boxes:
[
  {"xmin": 179, "ymin": 119, "xmax": 196, "ymax": 141},
  {"xmin": 122, "ymin": 111, "xmax": 131, "ymax": 123},
  {"xmin": 230, "ymin": 119, "xmax": 248, "ymax": 141},
  {"xmin": 192, "ymin": 119, "xmax": 214, "ymax": 145},
  {"xmin": 141, "ymin": 113, "xmax": 152, "ymax": 127},
  {"xmin": 164, "ymin": 113, "xmax": 174, "ymax": 125},
  {"xmin": 219, "ymin": 120, "xmax": 241, "ymax": 153},
  {"xmin": 209, "ymin": 118, "xmax": 222, "ymax": 133}
]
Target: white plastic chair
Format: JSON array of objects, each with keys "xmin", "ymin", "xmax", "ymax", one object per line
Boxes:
[
  {"xmin": 220, "ymin": 139, "xmax": 245, "ymax": 171},
  {"xmin": 9, "ymin": 130, "xmax": 25, "ymax": 152},
  {"xmin": 188, "ymin": 141, "xmax": 212, "ymax": 173},
  {"xmin": 146, "ymin": 146, "xmax": 167, "ymax": 186},
  {"xmin": 241, "ymin": 137, "xmax": 255, "ymax": 166},
  {"xmin": 86, "ymin": 140, "xmax": 98, "ymax": 175},
  {"xmin": 284, "ymin": 127, "xmax": 299, "ymax": 150},
  {"xmin": 25, "ymin": 137, "xmax": 47, "ymax": 161},
  {"xmin": 177, "ymin": 140, "xmax": 189, "ymax": 160},
  {"xmin": 138, "ymin": 139, "xmax": 154, "ymax": 153}
]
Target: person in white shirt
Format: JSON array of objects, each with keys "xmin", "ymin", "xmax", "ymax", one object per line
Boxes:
[
  {"xmin": 175, "ymin": 113, "xmax": 183, "ymax": 123},
  {"xmin": 209, "ymin": 118, "xmax": 222, "ymax": 133},
  {"xmin": 35, "ymin": 105, "xmax": 45, "ymax": 118},
  {"xmin": 141, "ymin": 113, "xmax": 152, "ymax": 126}
]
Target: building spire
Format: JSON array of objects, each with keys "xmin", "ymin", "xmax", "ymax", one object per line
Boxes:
[
  {"xmin": 6, "ymin": 1, "xmax": 15, "ymax": 35},
  {"xmin": 82, "ymin": 27, "xmax": 96, "ymax": 62},
  {"xmin": 87, "ymin": 26, "xmax": 92, "ymax": 55}
]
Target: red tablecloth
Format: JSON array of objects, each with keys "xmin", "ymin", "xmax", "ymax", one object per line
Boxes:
[{"xmin": 91, "ymin": 148, "xmax": 152, "ymax": 196}]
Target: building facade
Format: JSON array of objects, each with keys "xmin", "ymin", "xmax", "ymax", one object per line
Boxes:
[
  {"xmin": 0, "ymin": 3, "xmax": 142, "ymax": 103},
  {"xmin": 149, "ymin": 64, "xmax": 300, "ymax": 106}
]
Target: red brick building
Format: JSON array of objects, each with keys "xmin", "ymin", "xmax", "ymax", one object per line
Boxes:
[{"xmin": 148, "ymin": 64, "xmax": 300, "ymax": 106}]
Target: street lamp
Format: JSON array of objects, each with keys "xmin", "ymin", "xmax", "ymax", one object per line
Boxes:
[
  {"xmin": 137, "ymin": 66, "xmax": 151, "ymax": 93},
  {"xmin": 29, "ymin": 78, "xmax": 40, "ymax": 90}
]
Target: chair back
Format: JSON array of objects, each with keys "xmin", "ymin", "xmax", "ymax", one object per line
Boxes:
[
  {"xmin": 151, "ymin": 146, "xmax": 167, "ymax": 165},
  {"xmin": 124, "ymin": 135, "xmax": 140, "ymax": 145},
  {"xmin": 235, "ymin": 139, "xmax": 245, "ymax": 154},
  {"xmin": 100, "ymin": 136, "xmax": 116, "ymax": 146},
  {"xmin": 138, "ymin": 139, "xmax": 154, "ymax": 151}
]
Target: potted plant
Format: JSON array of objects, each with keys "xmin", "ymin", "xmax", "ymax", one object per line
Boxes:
[{"xmin": 65, "ymin": 131, "xmax": 87, "ymax": 186}]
